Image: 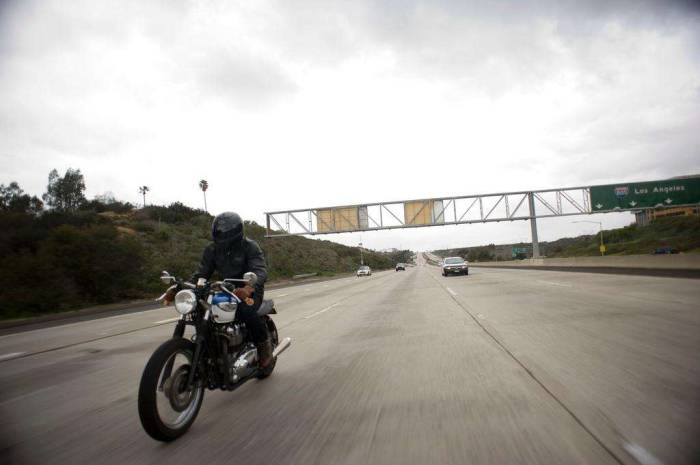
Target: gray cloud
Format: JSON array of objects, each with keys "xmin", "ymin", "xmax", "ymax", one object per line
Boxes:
[{"xmin": 0, "ymin": 0, "xmax": 699, "ymax": 251}]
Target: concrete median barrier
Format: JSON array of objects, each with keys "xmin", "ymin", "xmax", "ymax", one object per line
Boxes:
[{"xmin": 470, "ymin": 254, "xmax": 700, "ymax": 278}]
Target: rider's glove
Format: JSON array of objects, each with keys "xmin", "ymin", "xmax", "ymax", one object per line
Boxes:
[{"xmin": 233, "ymin": 285, "xmax": 255, "ymax": 306}]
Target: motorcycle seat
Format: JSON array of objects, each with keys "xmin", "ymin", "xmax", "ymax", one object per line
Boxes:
[{"xmin": 257, "ymin": 299, "xmax": 276, "ymax": 316}]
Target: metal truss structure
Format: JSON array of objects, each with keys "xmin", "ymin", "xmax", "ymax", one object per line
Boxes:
[{"xmin": 265, "ymin": 186, "xmax": 592, "ymax": 238}]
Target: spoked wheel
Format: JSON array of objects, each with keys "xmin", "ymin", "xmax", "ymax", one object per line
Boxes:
[
  {"xmin": 138, "ymin": 338, "xmax": 205, "ymax": 442},
  {"xmin": 257, "ymin": 316, "xmax": 279, "ymax": 379}
]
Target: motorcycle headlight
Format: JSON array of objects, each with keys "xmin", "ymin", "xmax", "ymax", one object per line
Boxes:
[{"xmin": 174, "ymin": 290, "xmax": 197, "ymax": 315}]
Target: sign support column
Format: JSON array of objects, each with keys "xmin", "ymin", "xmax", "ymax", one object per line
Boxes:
[{"xmin": 528, "ymin": 192, "xmax": 541, "ymax": 258}]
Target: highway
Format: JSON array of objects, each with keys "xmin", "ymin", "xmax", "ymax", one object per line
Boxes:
[{"xmin": 1, "ymin": 261, "xmax": 699, "ymax": 465}]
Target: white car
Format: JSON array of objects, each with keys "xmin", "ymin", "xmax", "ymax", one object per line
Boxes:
[
  {"xmin": 441, "ymin": 257, "xmax": 469, "ymax": 276},
  {"xmin": 356, "ymin": 265, "xmax": 372, "ymax": 277}
]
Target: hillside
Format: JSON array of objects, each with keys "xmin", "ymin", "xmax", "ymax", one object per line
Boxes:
[
  {"xmin": 434, "ymin": 215, "xmax": 700, "ymax": 261},
  {"xmin": 0, "ymin": 204, "xmax": 410, "ymax": 319}
]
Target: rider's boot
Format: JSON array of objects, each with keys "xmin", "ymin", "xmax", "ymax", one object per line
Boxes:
[{"xmin": 257, "ymin": 339, "xmax": 273, "ymax": 368}]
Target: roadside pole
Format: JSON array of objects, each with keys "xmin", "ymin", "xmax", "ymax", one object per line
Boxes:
[{"xmin": 528, "ymin": 192, "xmax": 541, "ymax": 259}]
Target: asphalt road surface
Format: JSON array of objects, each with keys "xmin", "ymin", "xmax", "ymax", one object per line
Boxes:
[{"xmin": 1, "ymin": 262, "xmax": 699, "ymax": 465}]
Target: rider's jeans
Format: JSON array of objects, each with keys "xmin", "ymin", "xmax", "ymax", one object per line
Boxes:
[{"xmin": 237, "ymin": 292, "xmax": 268, "ymax": 343}]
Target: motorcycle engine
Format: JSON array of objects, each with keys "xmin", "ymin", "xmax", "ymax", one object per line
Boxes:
[
  {"xmin": 225, "ymin": 324, "xmax": 244, "ymax": 347},
  {"xmin": 230, "ymin": 345, "xmax": 257, "ymax": 381}
]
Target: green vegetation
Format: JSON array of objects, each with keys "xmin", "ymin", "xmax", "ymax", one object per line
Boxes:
[
  {"xmin": 546, "ymin": 216, "xmax": 700, "ymax": 257},
  {"xmin": 0, "ymin": 170, "xmax": 411, "ymax": 320},
  {"xmin": 434, "ymin": 244, "xmax": 497, "ymax": 262},
  {"xmin": 434, "ymin": 215, "xmax": 700, "ymax": 260}
]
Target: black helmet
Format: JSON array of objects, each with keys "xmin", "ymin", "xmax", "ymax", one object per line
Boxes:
[{"xmin": 212, "ymin": 212, "xmax": 244, "ymax": 245}]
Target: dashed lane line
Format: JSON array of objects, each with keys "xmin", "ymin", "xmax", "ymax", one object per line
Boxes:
[
  {"xmin": 304, "ymin": 303, "xmax": 341, "ymax": 319},
  {"xmin": 154, "ymin": 317, "xmax": 181, "ymax": 324},
  {"xmin": 1, "ymin": 270, "xmax": 402, "ymax": 363},
  {"xmin": 623, "ymin": 442, "xmax": 664, "ymax": 465},
  {"xmin": 537, "ymin": 280, "xmax": 573, "ymax": 288},
  {"xmin": 0, "ymin": 321, "xmax": 178, "ymax": 364}
]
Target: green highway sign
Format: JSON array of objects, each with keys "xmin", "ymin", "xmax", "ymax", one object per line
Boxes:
[
  {"xmin": 512, "ymin": 246, "xmax": 530, "ymax": 258},
  {"xmin": 590, "ymin": 177, "xmax": 700, "ymax": 211}
]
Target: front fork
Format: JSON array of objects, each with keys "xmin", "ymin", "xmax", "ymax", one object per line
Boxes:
[
  {"xmin": 186, "ymin": 312, "xmax": 211, "ymax": 390},
  {"xmin": 158, "ymin": 318, "xmax": 187, "ymax": 390}
]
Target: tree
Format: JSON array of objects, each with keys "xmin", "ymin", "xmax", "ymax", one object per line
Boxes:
[
  {"xmin": 95, "ymin": 191, "xmax": 116, "ymax": 204},
  {"xmin": 199, "ymin": 180, "xmax": 208, "ymax": 213},
  {"xmin": 1, "ymin": 181, "xmax": 44, "ymax": 214},
  {"xmin": 42, "ymin": 168, "xmax": 86, "ymax": 211},
  {"xmin": 138, "ymin": 186, "xmax": 149, "ymax": 207}
]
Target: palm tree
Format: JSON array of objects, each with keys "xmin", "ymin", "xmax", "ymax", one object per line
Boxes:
[
  {"xmin": 138, "ymin": 185, "xmax": 149, "ymax": 207},
  {"xmin": 199, "ymin": 180, "xmax": 209, "ymax": 212}
]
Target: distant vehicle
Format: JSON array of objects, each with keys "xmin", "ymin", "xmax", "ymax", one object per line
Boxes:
[
  {"xmin": 651, "ymin": 246, "xmax": 679, "ymax": 254},
  {"xmin": 395, "ymin": 263, "xmax": 406, "ymax": 271},
  {"xmin": 357, "ymin": 265, "xmax": 372, "ymax": 277},
  {"xmin": 441, "ymin": 257, "xmax": 469, "ymax": 276}
]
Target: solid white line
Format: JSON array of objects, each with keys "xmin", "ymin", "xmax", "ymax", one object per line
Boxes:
[
  {"xmin": 304, "ymin": 303, "xmax": 340, "ymax": 319},
  {"xmin": 154, "ymin": 317, "xmax": 181, "ymax": 324},
  {"xmin": 0, "ymin": 352, "xmax": 26, "ymax": 361},
  {"xmin": 276, "ymin": 293, "xmax": 289, "ymax": 298},
  {"xmin": 446, "ymin": 287, "xmax": 458, "ymax": 296}
]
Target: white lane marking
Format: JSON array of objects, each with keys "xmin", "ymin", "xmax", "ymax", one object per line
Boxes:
[
  {"xmin": 623, "ymin": 443, "xmax": 664, "ymax": 465},
  {"xmin": 154, "ymin": 317, "xmax": 181, "ymax": 324},
  {"xmin": 304, "ymin": 303, "xmax": 340, "ymax": 319},
  {"xmin": 446, "ymin": 287, "xmax": 458, "ymax": 296},
  {"xmin": 537, "ymin": 280, "xmax": 573, "ymax": 287},
  {"xmin": 276, "ymin": 293, "xmax": 289, "ymax": 298},
  {"xmin": 0, "ymin": 352, "xmax": 26, "ymax": 361}
]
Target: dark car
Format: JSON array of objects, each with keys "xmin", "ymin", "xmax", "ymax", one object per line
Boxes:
[
  {"xmin": 395, "ymin": 263, "xmax": 406, "ymax": 271},
  {"xmin": 651, "ymin": 246, "xmax": 679, "ymax": 254}
]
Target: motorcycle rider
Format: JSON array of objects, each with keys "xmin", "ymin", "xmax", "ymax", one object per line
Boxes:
[{"xmin": 191, "ymin": 212, "xmax": 273, "ymax": 367}]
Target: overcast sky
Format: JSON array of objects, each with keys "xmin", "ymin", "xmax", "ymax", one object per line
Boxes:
[{"xmin": 1, "ymin": 0, "xmax": 699, "ymax": 251}]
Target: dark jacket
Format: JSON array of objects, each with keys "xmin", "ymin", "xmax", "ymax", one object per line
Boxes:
[{"xmin": 191, "ymin": 237, "xmax": 267, "ymax": 295}]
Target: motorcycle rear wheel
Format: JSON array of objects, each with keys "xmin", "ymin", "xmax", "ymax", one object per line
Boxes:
[
  {"xmin": 256, "ymin": 316, "xmax": 279, "ymax": 379},
  {"xmin": 138, "ymin": 338, "xmax": 204, "ymax": 442}
]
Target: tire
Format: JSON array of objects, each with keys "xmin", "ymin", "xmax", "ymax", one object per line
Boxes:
[
  {"xmin": 257, "ymin": 316, "xmax": 279, "ymax": 379},
  {"xmin": 138, "ymin": 338, "xmax": 205, "ymax": 442}
]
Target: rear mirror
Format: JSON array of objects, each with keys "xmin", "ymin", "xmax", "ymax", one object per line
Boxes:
[
  {"xmin": 243, "ymin": 272, "xmax": 258, "ymax": 286},
  {"xmin": 160, "ymin": 271, "xmax": 175, "ymax": 283}
]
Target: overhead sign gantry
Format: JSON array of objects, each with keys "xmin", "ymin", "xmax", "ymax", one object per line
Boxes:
[{"xmin": 265, "ymin": 176, "xmax": 700, "ymax": 258}]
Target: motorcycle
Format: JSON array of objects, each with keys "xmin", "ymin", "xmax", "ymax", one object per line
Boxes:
[{"xmin": 138, "ymin": 270, "xmax": 292, "ymax": 442}]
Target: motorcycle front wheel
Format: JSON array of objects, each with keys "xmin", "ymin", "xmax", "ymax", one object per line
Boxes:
[{"xmin": 138, "ymin": 338, "xmax": 205, "ymax": 442}]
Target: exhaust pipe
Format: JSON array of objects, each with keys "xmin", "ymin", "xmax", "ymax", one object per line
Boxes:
[{"xmin": 272, "ymin": 337, "xmax": 292, "ymax": 358}]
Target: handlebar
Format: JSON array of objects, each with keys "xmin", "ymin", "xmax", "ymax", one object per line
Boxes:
[{"xmin": 157, "ymin": 270, "xmax": 258, "ymax": 303}]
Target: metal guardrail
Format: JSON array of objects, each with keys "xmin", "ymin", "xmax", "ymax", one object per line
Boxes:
[{"xmin": 292, "ymin": 273, "xmax": 318, "ymax": 280}]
